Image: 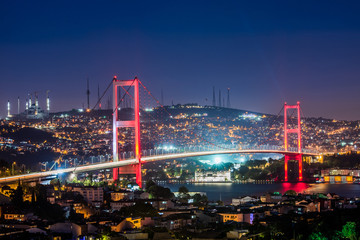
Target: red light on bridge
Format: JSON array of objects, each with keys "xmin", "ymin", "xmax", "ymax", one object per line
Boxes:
[{"xmin": 284, "ymin": 102, "xmax": 303, "ymax": 182}]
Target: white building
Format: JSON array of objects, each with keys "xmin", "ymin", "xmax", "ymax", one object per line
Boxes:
[{"xmin": 195, "ymin": 170, "xmax": 231, "ymax": 182}]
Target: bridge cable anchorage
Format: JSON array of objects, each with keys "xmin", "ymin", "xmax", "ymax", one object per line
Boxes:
[{"xmin": 139, "ymin": 80, "xmax": 233, "ymax": 151}]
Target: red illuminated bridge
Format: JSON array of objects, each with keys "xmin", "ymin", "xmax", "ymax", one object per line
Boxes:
[
  {"xmin": 0, "ymin": 77, "xmax": 319, "ymax": 186},
  {"xmin": 0, "ymin": 145, "xmax": 319, "ymax": 184}
]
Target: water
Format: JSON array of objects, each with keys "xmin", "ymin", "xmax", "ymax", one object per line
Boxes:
[{"xmin": 164, "ymin": 182, "xmax": 360, "ymax": 202}]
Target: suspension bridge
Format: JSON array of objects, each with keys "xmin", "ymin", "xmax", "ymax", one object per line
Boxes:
[{"xmin": 0, "ymin": 76, "xmax": 319, "ymax": 186}]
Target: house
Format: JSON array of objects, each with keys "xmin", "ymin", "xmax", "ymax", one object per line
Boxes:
[
  {"xmin": 73, "ymin": 202, "xmax": 97, "ymax": 218},
  {"xmin": 232, "ymin": 196, "xmax": 258, "ymax": 206},
  {"xmin": 1, "ymin": 185, "xmax": 13, "ymax": 197},
  {"xmin": 143, "ymin": 199, "xmax": 174, "ymax": 211},
  {"xmin": 218, "ymin": 212, "xmax": 243, "ymax": 223},
  {"xmin": 49, "ymin": 223, "xmax": 84, "ymax": 238},
  {"xmin": 111, "ymin": 217, "xmax": 154, "ymax": 232},
  {"xmin": 3, "ymin": 212, "xmax": 26, "ymax": 221},
  {"xmin": 2, "ymin": 209, "xmax": 36, "ymax": 222},
  {"xmin": 155, "ymin": 213, "xmax": 196, "ymax": 230},
  {"xmin": 111, "ymin": 189, "xmax": 134, "ymax": 201},
  {"xmin": 26, "ymin": 227, "xmax": 47, "ymax": 235},
  {"xmin": 160, "ymin": 209, "xmax": 192, "ymax": 217},
  {"xmin": 110, "ymin": 200, "xmax": 136, "ymax": 211},
  {"xmin": 111, "ymin": 218, "xmax": 132, "ymax": 232},
  {"xmin": 295, "ymin": 200, "xmax": 320, "ymax": 213},
  {"xmin": 73, "ymin": 186, "xmax": 103, "ymax": 206},
  {"xmin": 110, "ymin": 199, "xmax": 174, "ymax": 212},
  {"xmin": 227, "ymin": 230, "xmax": 249, "ymax": 239},
  {"xmin": 260, "ymin": 192, "xmax": 282, "ymax": 203},
  {"xmin": 243, "ymin": 212, "xmax": 264, "ymax": 224},
  {"xmin": 196, "ymin": 212, "xmax": 219, "ymax": 226}
]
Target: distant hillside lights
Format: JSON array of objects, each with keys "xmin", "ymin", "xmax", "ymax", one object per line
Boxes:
[
  {"xmin": 239, "ymin": 113, "xmax": 265, "ymax": 121},
  {"xmin": 173, "ymin": 112, "xmax": 208, "ymax": 119}
]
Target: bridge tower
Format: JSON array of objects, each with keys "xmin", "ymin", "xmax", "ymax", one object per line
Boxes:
[
  {"xmin": 284, "ymin": 102, "xmax": 303, "ymax": 182},
  {"xmin": 113, "ymin": 76, "xmax": 142, "ymax": 187}
]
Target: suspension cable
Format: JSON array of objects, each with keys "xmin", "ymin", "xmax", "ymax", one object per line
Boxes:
[
  {"xmin": 91, "ymin": 79, "xmax": 113, "ymax": 111},
  {"xmin": 112, "ymin": 78, "xmax": 136, "ymax": 114},
  {"xmin": 248, "ymin": 106, "xmax": 284, "ymax": 146},
  {"xmin": 138, "ymin": 79, "xmax": 173, "ymax": 117},
  {"xmin": 138, "ymin": 80, "xmax": 237, "ymax": 150}
]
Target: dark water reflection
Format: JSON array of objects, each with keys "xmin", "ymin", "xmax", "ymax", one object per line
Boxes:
[{"xmin": 165, "ymin": 182, "xmax": 360, "ymax": 202}]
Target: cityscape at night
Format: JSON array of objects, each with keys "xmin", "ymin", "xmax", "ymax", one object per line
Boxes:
[{"xmin": 1, "ymin": 1, "xmax": 360, "ymax": 240}]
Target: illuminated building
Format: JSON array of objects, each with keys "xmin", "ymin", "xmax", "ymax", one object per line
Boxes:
[
  {"xmin": 195, "ymin": 170, "xmax": 231, "ymax": 182},
  {"xmin": 23, "ymin": 103, "xmax": 48, "ymax": 119},
  {"xmin": 7, "ymin": 100, "xmax": 10, "ymax": 117},
  {"xmin": 218, "ymin": 213, "xmax": 243, "ymax": 223},
  {"xmin": 73, "ymin": 186, "xmax": 103, "ymax": 206}
]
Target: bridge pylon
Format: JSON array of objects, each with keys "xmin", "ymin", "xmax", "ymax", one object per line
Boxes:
[
  {"xmin": 284, "ymin": 102, "xmax": 303, "ymax": 182},
  {"xmin": 113, "ymin": 76, "xmax": 142, "ymax": 187}
]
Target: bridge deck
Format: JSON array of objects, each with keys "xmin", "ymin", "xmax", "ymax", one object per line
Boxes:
[{"xmin": 0, "ymin": 149, "xmax": 318, "ymax": 184}]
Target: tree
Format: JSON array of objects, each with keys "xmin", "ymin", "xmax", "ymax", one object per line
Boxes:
[
  {"xmin": 178, "ymin": 186, "xmax": 189, "ymax": 195},
  {"xmin": 118, "ymin": 202, "xmax": 158, "ymax": 217},
  {"xmin": 193, "ymin": 193, "xmax": 208, "ymax": 207},
  {"xmin": 34, "ymin": 202, "xmax": 65, "ymax": 222},
  {"xmin": 34, "ymin": 184, "xmax": 48, "ymax": 204},
  {"xmin": 145, "ymin": 180, "xmax": 156, "ymax": 192},
  {"xmin": 238, "ymin": 166, "xmax": 249, "ymax": 179},
  {"xmin": 11, "ymin": 185, "xmax": 24, "ymax": 205},
  {"xmin": 50, "ymin": 178, "xmax": 61, "ymax": 190},
  {"xmin": 148, "ymin": 185, "xmax": 174, "ymax": 199},
  {"xmin": 308, "ymin": 232, "xmax": 328, "ymax": 240},
  {"xmin": 284, "ymin": 190, "xmax": 297, "ymax": 196},
  {"xmin": 31, "ymin": 188, "xmax": 36, "ymax": 204},
  {"xmin": 340, "ymin": 222, "xmax": 357, "ymax": 240},
  {"xmin": 178, "ymin": 186, "xmax": 190, "ymax": 203},
  {"xmin": 68, "ymin": 204, "xmax": 84, "ymax": 222},
  {"xmin": 216, "ymin": 200, "xmax": 224, "ymax": 206}
]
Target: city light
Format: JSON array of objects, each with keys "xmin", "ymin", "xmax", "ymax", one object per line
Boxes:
[
  {"xmin": 0, "ymin": 2, "xmax": 359, "ymax": 238},
  {"xmin": 159, "ymin": 145, "xmax": 176, "ymax": 150}
]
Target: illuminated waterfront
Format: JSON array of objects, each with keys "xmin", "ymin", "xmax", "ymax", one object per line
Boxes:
[{"xmin": 165, "ymin": 182, "xmax": 360, "ymax": 202}]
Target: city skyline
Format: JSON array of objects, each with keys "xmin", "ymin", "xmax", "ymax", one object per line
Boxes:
[{"xmin": 1, "ymin": 1, "xmax": 360, "ymax": 120}]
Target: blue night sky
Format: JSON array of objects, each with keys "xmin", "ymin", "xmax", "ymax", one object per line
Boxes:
[{"xmin": 1, "ymin": 0, "xmax": 360, "ymax": 120}]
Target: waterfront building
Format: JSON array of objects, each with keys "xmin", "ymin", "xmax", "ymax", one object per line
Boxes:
[
  {"xmin": 195, "ymin": 170, "xmax": 231, "ymax": 182},
  {"xmin": 322, "ymin": 175, "xmax": 353, "ymax": 183},
  {"xmin": 321, "ymin": 169, "xmax": 360, "ymax": 177}
]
